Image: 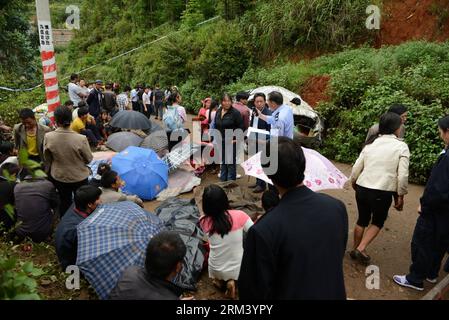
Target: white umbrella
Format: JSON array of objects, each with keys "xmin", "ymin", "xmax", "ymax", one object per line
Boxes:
[{"xmin": 241, "ymin": 148, "xmax": 348, "ymax": 191}]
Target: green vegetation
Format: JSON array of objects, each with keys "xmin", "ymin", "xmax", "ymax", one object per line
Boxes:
[{"xmin": 0, "ymin": 0, "xmax": 39, "ymax": 86}]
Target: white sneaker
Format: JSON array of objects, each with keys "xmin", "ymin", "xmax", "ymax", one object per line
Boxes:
[
  {"xmin": 393, "ymin": 275, "xmax": 424, "ymax": 291},
  {"xmin": 426, "ymin": 278, "xmax": 438, "ymax": 284}
]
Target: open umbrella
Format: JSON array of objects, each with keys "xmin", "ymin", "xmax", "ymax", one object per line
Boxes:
[
  {"xmin": 109, "ymin": 110, "xmax": 152, "ymax": 130},
  {"xmin": 241, "ymin": 147, "xmax": 348, "ymax": 191},
  {"xmin": 106, "ymin": 132, "xmax": 144, "ymax": 152},
  {"xmin": 76, "ymin": 201, "xmax": 165, "ymax": 299},
  {"xmin": 140, "ymin": 130, "xmax": 169, "ymax": 155},
  {"xmin": 112, "ymin": 146, "xmax": 168, "ymax": 200}
]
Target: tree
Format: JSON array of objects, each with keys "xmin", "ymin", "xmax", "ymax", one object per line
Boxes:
[
  {"xmin": 181, "ymin": 0, "xmax": 205, "ymax": 29},
  {"xmin": 217, "ymin": 0, "xmax": 255, "ymax": 20},
  {"xmin": 0, "ymin": 0, "xmax": 38, "ymax": 82}
]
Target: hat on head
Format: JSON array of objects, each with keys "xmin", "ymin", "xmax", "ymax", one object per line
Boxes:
[{"xmin": 95, "ymin": 80, "xmax": 103, "ymax": 84}]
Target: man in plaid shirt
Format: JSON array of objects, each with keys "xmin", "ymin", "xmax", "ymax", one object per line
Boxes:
[{"xmin": 117, "ymin": 86, "xmax": 131, "ymax": 112}]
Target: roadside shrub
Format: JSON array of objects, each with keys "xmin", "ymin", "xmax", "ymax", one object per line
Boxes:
[{"xmin": 192, "ymin": 22, "xmax": 251, "ymax": 90}]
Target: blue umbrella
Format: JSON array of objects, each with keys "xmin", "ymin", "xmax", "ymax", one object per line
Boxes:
[
  {"xmin": 112, "ymin": 146, "xmax": 168, "ymax": 200},
  {"xmin": 76, "ymin": 201, "xmax": 165, "ymax": 299}
]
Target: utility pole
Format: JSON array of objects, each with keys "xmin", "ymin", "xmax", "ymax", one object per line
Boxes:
[{"xmin": 36, "ymin": 0, "xmax": 60, "ymax": 124}]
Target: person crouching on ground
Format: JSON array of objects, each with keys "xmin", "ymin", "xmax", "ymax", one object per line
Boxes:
[
  {"xmin": 55, "ymin": 185, "xmax": 102, "ymax": 270},
  {"xmin": 99, "ymin": 170, "xmax": 144, "ymax": 208},
  {"xmin": 109, "ymin": 231, "xmax": 186, "ymax": 300},
  {"xmin": 199, "ymin": 184, "xmax": 253, "ymax": 299},
  {"xmin": 350, "ymin": 112, "xmax": 410, "ymax": 265},
  {"xmin": 70, "ymin": 106, "xmax": 103, "ymax": 148}
]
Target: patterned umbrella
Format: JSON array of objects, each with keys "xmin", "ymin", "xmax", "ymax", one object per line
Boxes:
[
  {"xmin": 76, "ymin": 201, "xmax": 165, "ymax": 299},
  {"xmin": 241, "ymin": 147, "xmax": 348, "ymax": 191}
]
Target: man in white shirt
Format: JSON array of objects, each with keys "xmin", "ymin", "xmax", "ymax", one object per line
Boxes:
[
  {"xmin": 131, "ymin": 85, "xmax": 141, "ymax": 112},
  {"xmin": 68, "ymin": 74, "xmax": 87, "ymax": 107},
  {"xmin": 142, "ymin": 87, "xmax": 153, "ymax": 118},
  {"xmin": 79, "ymin": 79, "xmax": 90, "ymax": 100}
]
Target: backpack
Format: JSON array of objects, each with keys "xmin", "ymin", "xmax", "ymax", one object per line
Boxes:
[{"xmin": 163, "ymin": 106, "xmax": 183, "ymax": 132}]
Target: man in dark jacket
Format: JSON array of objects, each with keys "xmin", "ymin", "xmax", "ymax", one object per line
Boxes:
[
  {"xmin": 247, "ymin": 92, "xmax": 272, "ymax": 193},
  {"xmin": 14, "ymin": 172, "xmax": 58, "ymax": 242},
  {"xmin": 103, "ymin": 83, "xmax": 118, "ymax": 116},
  {"xmin": 152, "ymin": 85, "xmax": 165, "ymax": 120},
  {"xmin": 55, "ymin": 185, "xmax": 102, "ymax": 270},
  {"xmin": 109, "ymin": 231, "xmax": 186, "ymax": 300},
  {"xmin": 238, "ymin": 137, "xmax": 348, "ymax": 300},
  {"xmin": 86, "ymin": 80, "xmax": 105, "ymax": 119},
  {"xmin": 394, "ymin": 116, "xmax": 449, "ymax": 291}
]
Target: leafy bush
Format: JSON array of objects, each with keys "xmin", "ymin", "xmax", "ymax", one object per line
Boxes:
[
  {"xmin": 316, "ymin": 41, "xmax": 449, "ymax": 183},
  {"xmin": 192, "ymin": 22, "xmax": 251, "ymax": 90},
  {"xmin": 0, "ymin": 255, "xmax": 45, "ymax": 300}
]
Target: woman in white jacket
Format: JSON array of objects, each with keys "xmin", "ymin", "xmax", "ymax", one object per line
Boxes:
[{"xmin": 350, "ymin": 112, "xmax": 410, "ymax": 265}]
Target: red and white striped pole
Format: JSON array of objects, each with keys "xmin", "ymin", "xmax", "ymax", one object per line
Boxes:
[{"xmin": 36, "ymin": 0, "xmax": 60, "ymax": 124}]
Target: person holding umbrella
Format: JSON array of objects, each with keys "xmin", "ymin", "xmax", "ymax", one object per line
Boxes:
[
  {"xmin": 238, "ymin": 137, "xmax": 348, "ymax": 300},
  {"xmin": 55, "ymin": 185, "xmax": 102, "ymax": 270},
  {"xmin": 99, "ymin": 170, "xmax": 144, "ymax": 207},
  {"xmin": 109, "ymin": 231, "xmax": 187, "ymax": 300}
]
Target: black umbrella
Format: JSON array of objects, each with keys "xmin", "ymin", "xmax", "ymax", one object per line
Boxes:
[{"xmin": 109, "ymin": 111, "xmax": 152, "ymax": 130}]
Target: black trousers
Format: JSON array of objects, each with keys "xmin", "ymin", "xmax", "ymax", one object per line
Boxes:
[
  {"xmin": 52, "ymin": 178, "xmax": 88, "ymax": 217},
  {"xmin": 407, "ymin": 213, "xmax": 449, "ymax": 285},
  {"xmin": 355, "ymin": 185, "xmax": 393, "ymax": 229},
  {"xmin": 132, "ymin": 101, "xmax": 141, "ymax": 112}
]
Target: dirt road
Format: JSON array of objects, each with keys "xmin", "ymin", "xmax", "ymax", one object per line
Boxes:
[
  {"xmin": 145, "ymin": 160, "xmax": 445, "ymax": 300},
  {"xmin": 142, "ymin": 115, "xmax": 447, "ymax": 300}
]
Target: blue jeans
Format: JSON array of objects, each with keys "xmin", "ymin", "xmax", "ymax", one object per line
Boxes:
[{"xmin": 220, "ymin": 164, "xmax": 236, "ymax": 181}]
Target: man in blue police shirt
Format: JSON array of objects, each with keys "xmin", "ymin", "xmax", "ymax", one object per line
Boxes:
[{"xmin": 255, "ymin": 91, "xmax": 294, "ymax": 139}]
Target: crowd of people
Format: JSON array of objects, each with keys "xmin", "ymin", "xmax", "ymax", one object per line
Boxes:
[{"xmin": 0, "ymin": 76, "xmax": 448, "ymax": 300}]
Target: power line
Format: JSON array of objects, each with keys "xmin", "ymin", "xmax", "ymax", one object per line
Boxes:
[{"xmin": 0, "ymin": 16, "xmax": 221, "ymax": 92}]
